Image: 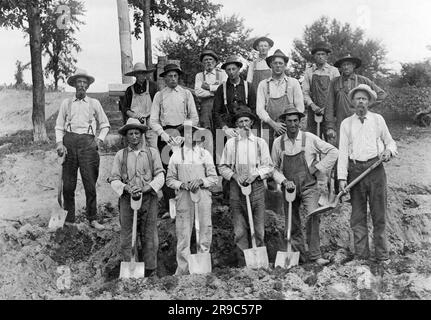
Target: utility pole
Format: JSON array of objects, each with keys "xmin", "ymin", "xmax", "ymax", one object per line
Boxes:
[{"xmin": 116, "ymin": 0, "xmax": 134, "ymax": 84}]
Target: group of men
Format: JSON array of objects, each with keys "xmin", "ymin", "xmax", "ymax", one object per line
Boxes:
[{"xmin": 55, "ymin": 36, "xmax": 397, "ymax": 277}]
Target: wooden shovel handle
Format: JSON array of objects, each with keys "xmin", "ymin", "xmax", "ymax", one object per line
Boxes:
[
  {"xmin": 344, "ymin": 158, "xmax": 384, "ymax": 193},
  {"xmin": 245, "ymin": 194, "xmax": 257, "ymax": 249}
]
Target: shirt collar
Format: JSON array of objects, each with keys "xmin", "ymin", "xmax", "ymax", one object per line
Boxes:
[
  {"xmin": 127, "ymin": 144, "xmax": 148, "ymax": 153},
  {"xmin": 165, "ymin": 85, "xmax": 180, "ymax": 92},
  {"xmin": 282, "ymin": 130, "xmax": 302, "ymax": 142},
  {"xmin": 268, "ymin": 74, "xmax": 289, "ymax": 83},
  {"xmin": 74, "ymin": 96, "xmax": 87, "ymax": 102},
  {"xmin": 238, "ymin": 131, "xmax": 256, "ymax": 142},
  {"xmin": 312, "ymin": 62, "xmax": 330, "ymax": 72},
  {"xmin": 227, "ymin": 79, "xmax": 243, "ymax": 87},
  {"xmin": 204, "ymin": 69, "xmax": 216, "ymax": 75}
]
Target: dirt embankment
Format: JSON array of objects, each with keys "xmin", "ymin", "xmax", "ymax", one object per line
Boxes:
[{"xmin": 0, "ymin": 123, "xmax": 431, "ymax": 299}]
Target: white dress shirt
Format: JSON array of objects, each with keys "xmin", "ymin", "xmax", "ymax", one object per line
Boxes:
[
  {"xmin": 55, "ymin": 96, "xmax": 110, "ymax": 143},
  {"xmin": 194, "ymin": 68, "xmax": 227, "ymax": 98},
  {"xmin": 337, "ymin": 111, "xmax": 398, "ymax": 180},
  {"xmin": 218, "ymin": 132, "xmax": 274, "ymax": 181}
]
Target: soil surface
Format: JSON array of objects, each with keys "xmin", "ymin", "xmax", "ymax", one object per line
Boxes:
[{"xmin": 0, "ymin": 121, "xmax": 430, "ymax": 300}]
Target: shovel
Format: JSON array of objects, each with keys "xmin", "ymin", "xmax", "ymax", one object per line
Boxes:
[
  {"xmin": 120, "ymin": 193, "xmax": 146, "ymax": 279},
  {"xmin": 313, "ymin": 113, "xmax": 330, "ymax": 207},
  {"xmin": 188, "ymin": 190, "xmax": 212, "ymax": 274},
  {"xmin": 48, "ymin": 154, "xmax": 68, "ymax": 230},
  {"xmin": 275, "ymin": 186, "xmax": 300, "ymax": 269},
  {"xmin": 241, "ymin": 183, "xmax": 269, "ymax": 269},
  {"xmin": 314, "ymin": 113, "xmax": 324, "ymax": 139},
  {"xmin": 307, "ymin": 158, "xmax": 384, "ymax": 218}
]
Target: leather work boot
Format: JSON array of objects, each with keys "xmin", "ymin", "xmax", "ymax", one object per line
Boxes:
[{"xmin": 90, "ymin": 220, "xmax": 105, "ymax": 230}]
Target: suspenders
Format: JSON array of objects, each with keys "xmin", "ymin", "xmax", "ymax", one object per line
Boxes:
[
  {"xmin": 265, "ymin": 79, "xmax": 288, "ymax": 106},
  {"xmin": 65, "ymin": 97, "xmax": 96, "ymax": 135},
  {"xmin": 120, "ymin": 147, "xmax": 154, "ymax": 184},
  {"xmin": 159, "ymin": 87, "xmax": 190, "ymax": 124},
  {"xmin": 233, "ymin": 136, "xmax": 261, "ymax": 171},
  {"xmin": 280, "ymin": 132, "xmax": 306, "ymax": 153},
  {"xmin": 223, "ymin": 80, "xmax": 249, "ymax": 111},
  {"xmin": 203, "ymin": 69, "xmax": 220, "ymax": 83}
]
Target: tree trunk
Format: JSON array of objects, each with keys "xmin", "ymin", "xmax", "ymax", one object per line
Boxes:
[
  {"xmin": 143, "ymin": 0, "xmax": 152, "ymax": 68},
  {"xmin": 116, "ymin": 0, "xmax": 134, "ymax": 84},
  {"xmin": 27, "ymin": 2, "xmax": 48, "ymax": 142}
]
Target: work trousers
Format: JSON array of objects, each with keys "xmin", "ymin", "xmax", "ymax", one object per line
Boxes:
[
  {"xmin": 285, "ymin": 186, "xmax": 322, "ymax": 260},
  {"xmin": 230, "ymin": 179, "xmax": 266, "ymax": 266},
  {"xmin": 119, "ymin": 192, "xmax": 159, "ymax": 270},
  {"xmin": 175, "ymin": 189, "xmax": 212, "ymax": 275},
  {"xmin": 198, "ymin": 97, "xmax": 214, "ymax": 132},
  {"xmin": 348, "ymin": 158, "xmax": 388, "ymax": 261},
  {"xmin": 63, "ymin": 132, "xmax": 99, "ymax": 222}
]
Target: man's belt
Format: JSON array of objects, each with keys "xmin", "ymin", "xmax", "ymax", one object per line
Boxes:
[{"xmin": 349, "ymin": 156, "xmax": 379, "ymax": 165}]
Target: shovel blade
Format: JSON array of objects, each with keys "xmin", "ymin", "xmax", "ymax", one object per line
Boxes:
[
  {"xmin": 48, "ymin": 209, "xmax": 67, "ymax": 230},
  {"xmin": 119, "ymin": 261, "xmax": 146, "ymax": 279},
  {"xmin": 188, "ymin": 252, "xmax": 212, "ymax": 274},
  {"xmin": 275, "ymin": 251, "xmax": 300, "ymax": 269},
  {"xmin": 307, "ymin": 203, "xmax": 336, "ymax": 218},
  {"xmin": 244, "ymin": 246, "xmax": 269, "ymax": 269}
]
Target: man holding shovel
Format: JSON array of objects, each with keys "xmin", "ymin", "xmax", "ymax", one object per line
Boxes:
[
  {"xmin": 218, "ymin": 106, "xmax": 273, "ymax": 267},
  {"xmin": 108, "ymin": 118, "xmax": 165, "ymax": 278},
  {"xmin": 271, "ymin": 107, "xmax": 338, "ymax": 265},
  {"xmin": 338, "ymin": 84, "xmax": 397, "ymax": 264},
  {"xmin": 55, "ymin": 69, "xmax": 110, "ymax": 230},
  {"xmin": 165, "ymin": 122, "xmax": 218, "ymax": 276}
]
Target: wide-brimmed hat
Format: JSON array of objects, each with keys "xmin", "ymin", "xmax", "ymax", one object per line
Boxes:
[
  {"xmin": 118, "ymin": 118, "xmax": 148, "ymax": 136},
  {"xmin": 221, "ymin": 55, "xmax": 243, "ymax": 70},
  {"xmin": 232, "ymin": 106, "xmax": 258, "ymax": 123},
  {"xmin": 67, "ymin": 68, "xmax": 95, "ymax": 87},
  {"xmin": 266, "ymin": 49, "xmax": 289, "ymax": 66},
  {"xmin": 311, "ymin": 41, "xmax": 332, "ymax": 55},
  {"xmin": 253, "ymin": 36, "xmax": 274, "ymax": 50},
  {"xmin": 348, "ymin": 84, "xmax": 377, "ymax": 103},
  {"xmin": 278, "ymin": 106, "xmax": 305, "ymax": 121},
  {"xmin": 200, "ymin": 49, "xmax": 219, "ymax": 62},
  {"xmin": 159, "ymin": 63, "xmax": 183, "ymax": 77},
  {"xmin": 177, "ymin": 122, "xmax": 206, "ymax": 142},
  {"xmin": 124, "ymin": 62, "xmax": 155, "ymax": 76},
  {"xmin": 334, "ymin": 54, "xmax": 362, "ymax": 68}
]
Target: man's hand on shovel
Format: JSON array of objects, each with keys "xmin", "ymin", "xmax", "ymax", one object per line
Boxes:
[
  {"xmin": 188, "ymin": 179, "xmax": 203, "ymax": 193},
  {"xmin": 282, "ymin": 179, "xmax": 296, "ymax": 192}
]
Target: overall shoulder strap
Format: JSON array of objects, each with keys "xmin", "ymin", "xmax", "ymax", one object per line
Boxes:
[
  {"xmin": 146, "ymin": 147, "xmax": 153, "ymax": 177},
  {"xmin": 244, "ymin": 80, "xmax": 248, "ymax": 104},
  {"xmin": 184, "ymin": 89, "xmax": 189, "ymax": 118},
  {"xmin": 121, "ymin": 148, "xmax": 129, "ymax": 183},
  {"xmin": 280, "ymin": 136, "xmax": 285, "ymax": 152},
  {"xmin": 301, "ymin": 131, "xmax": 306, "ymax": 152},
  {"xmin": 266, "ymin": 80, "xmax": 270, "ymax": 106},
  {"xmin": 159, "ymin": 90, "xmax": 164, "ymax": 120}
]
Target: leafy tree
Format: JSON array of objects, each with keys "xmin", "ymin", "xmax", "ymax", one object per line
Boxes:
[
  {"xmin": 158, "ymin": 14, "xmax": 254, "ymax": 87},
  {"xmin": 128, "ymin": 0, "xmax": 222, "ymax": 67},
  {"xmin": 398, "ymin": 60, "xmax": 431, "ymax": 87},
  {"xmin": 14, "ymin": 60, "xmax": 31, "ymax": 88},
  {"xmin": 290, "ymin": 16, "xmax": 388, "ymax": 81},
  {"xmin": 40, "ymin": 0, "xmax": 85, "ymax": 91},
  {"xmin": 1, "ymin": 0, "xmax": 50, "ymax": 142}
]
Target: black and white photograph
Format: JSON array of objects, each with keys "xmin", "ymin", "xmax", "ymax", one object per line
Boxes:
[{"xmin": 0, "ymin": 0, "xmax": 430, "ymax": 304}]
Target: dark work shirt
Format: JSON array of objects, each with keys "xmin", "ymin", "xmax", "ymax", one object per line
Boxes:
[
  {"xmin": 212, "ymin": 79, "xmax": 257, "ymax": 129},
  {"xmin": 121, "ymin": 80, "xmax": 158, "ymax": 120}
]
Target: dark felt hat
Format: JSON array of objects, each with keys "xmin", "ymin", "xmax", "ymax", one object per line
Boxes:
[
  {"xmin": 159, "ymin": 63, "xmax": 184, "ymax": 77},
  {"xmin": 266, "ymin": 49, "xmax": 289, "ymax": 66},
  {"xmin": 232, "ymin": 105, "xmax": 258, "ymax": 123},
  {"xmin": 334, "ymin": 54, "xmax": 362, "ymax": 68},
  {"xmin": 311, "ymin": 41, "xmax": 332, "ymax": 55},
  {"xmin": 221, "ymin": 55, "xmax": 243, "ymax": 70},
  {"xmin": 253, "ymin": 36, "xmax": 274, "ymax": 50}
]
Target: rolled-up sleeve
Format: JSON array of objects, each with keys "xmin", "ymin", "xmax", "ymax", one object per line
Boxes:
[
  {"xmin": 292, "ymin": 79, "xmax": 305, "ymax": 113},
  {"xmin": 165, "ymin": 152, "xmax": 183, "ymax": 190},
  {"xmin": 109, "ymin": 151, "xmax": 125, "ymax": 196},
  {"xmin": 148, "ymin": 148, "xmax": 165, "ymax": 192},
  {"xmin": 270, "ymin": 137, "xmax": 286, "ymax": 184},
  {"xmin": 253, "ymin": 139, "xmax": 273, "ymax": 179},
  {"xmin": 94, "ymin": 99, "xmax": 110, "ymax": 141},
  {"xmin": 256, "ymin": 80, "xmax": 271, "ymax": 123},
  {"xmin": 150, "ymin": 92, "xmax": 164, "ymax": 136},
  {"xmin": 337, "ymin": 120, "xmax": 350, "ymax": 180},
  {"xmin": 201, "ymin": 150, "xmax": 218, "ymax": 188},
  {"xmin": 218, "ymin": 139, "xmax": 235, "ymax": 181},
  {"xmin": 55, "ymin": 99, "xmax": 68, "ymax": 143}
]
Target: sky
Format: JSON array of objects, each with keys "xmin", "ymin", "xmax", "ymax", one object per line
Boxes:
[{"xmin": 1, "ymin": 0, "xmax": 430, "ymax": 92}]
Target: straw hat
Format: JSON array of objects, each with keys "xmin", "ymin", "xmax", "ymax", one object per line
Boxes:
[
  {"xmin": 118, "ymin": 118, "xmax": 148, "ymax": 136},
  {"xmin": 253, "ymin": 36, "xmax": 274, "ymax": 50},
  {"xmin": 124, "ymin": 62, "xmax": 155, "ymax": 76},
  {"xmin": 348, "ymin": 84, "xmax": 377, "ymax": 103},
  {"xmin": 67, "ymin": 68, "xmax": 95, "ymax": 87}
]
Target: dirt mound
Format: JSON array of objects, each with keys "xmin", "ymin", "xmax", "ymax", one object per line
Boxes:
[{"xmin": 1, "ymin": 187, "xmax": 431, "ymax": 300}]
